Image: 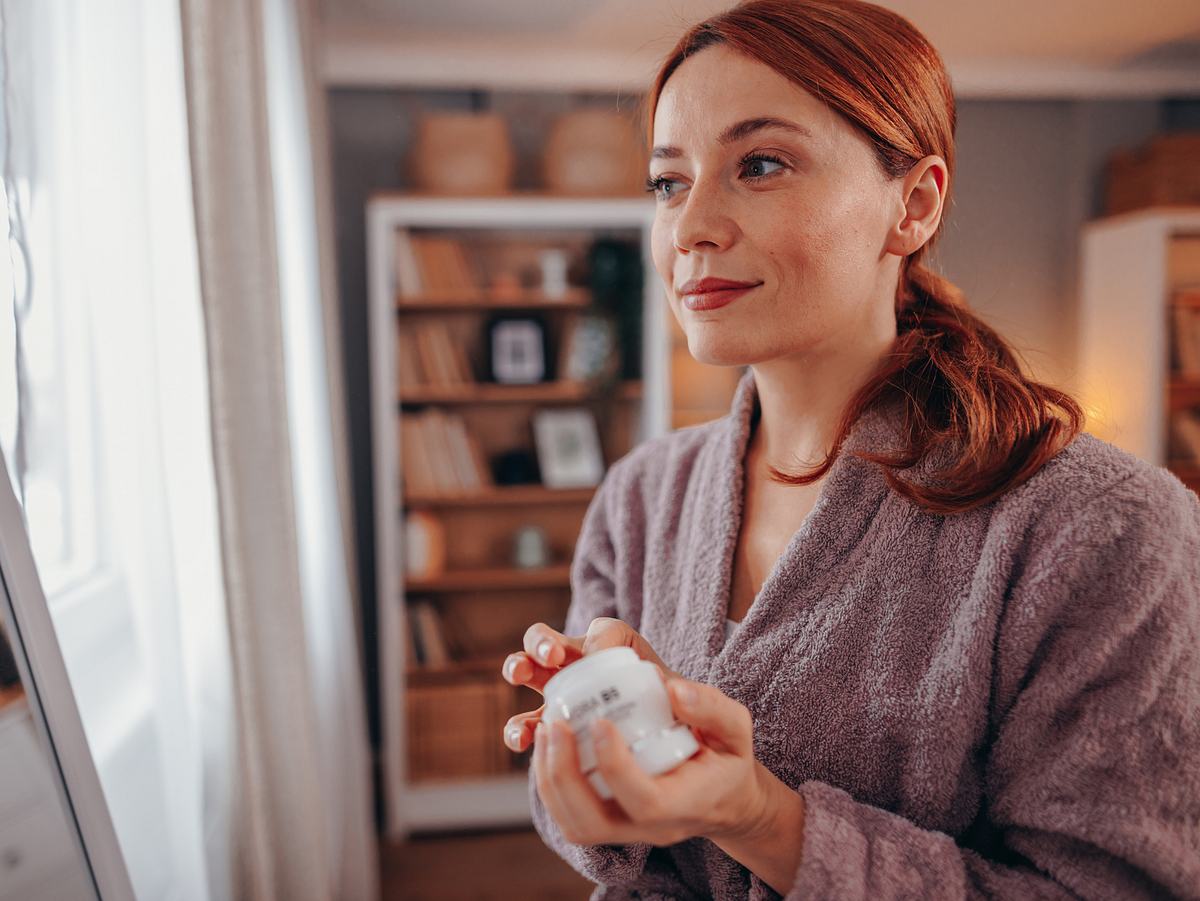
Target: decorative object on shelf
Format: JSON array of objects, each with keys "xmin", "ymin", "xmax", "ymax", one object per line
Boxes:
[
  {"xmin": 558, "ymin": 313, "xmax": 619, "ymax": 383},
  {"xmin": 403, "ymin": 510, "xmax": 447, "ymax": 581},
  {"xmin": 1104, "ymin": 132, "xmax": 1200, "ymax": 215},
  {"xmin": 532, "ymin": 407, "xmax": 605, "ymax": 488},
  {"xmin": 407, "ymin": 111, "xmax": 515, "ymax": 196},
  {"xmin": 512, "ymin": 524, "xmax": 552, "ymax": 569},
  {"xmin": 588, "ymin": 237, "xmax": 644, "ymax": 379},
  {"xmin": 486, "ymin": 315, "xmax": 547, "ymax": 384},
  {"xmin": 491, "ymin": 448, "xmax": 541, "ymax": 486},
  {"xmin": 540, "ymin": 108, "xmax": 644, "ymax": 196},
  {"xmin": 538, "ymin": 248, "xmax": 570, "ymax": 299}
]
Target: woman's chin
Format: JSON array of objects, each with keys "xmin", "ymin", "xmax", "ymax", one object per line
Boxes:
[{"xmin": 683, "ymin": 334, "xmax": 757, "ymax": 368}]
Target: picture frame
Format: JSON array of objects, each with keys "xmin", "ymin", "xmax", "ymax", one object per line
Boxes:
[
  {"xmin": 486, "ymin": 316, "xmax": 547, "ymax": 384},
  {"xmin": 532, "ymin": 408, "xmax": 606, "ymax": 488}
]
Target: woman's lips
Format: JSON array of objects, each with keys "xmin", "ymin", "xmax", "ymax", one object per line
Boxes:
[{"xmin": 681, "ymin": 284, "xmax": 759, "ymax": 311}]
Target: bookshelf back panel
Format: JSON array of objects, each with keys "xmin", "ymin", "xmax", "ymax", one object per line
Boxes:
[
  {"xmin": 422, "ymin": 506, "xmax": 588, "ymax": 571},
  {"xmin": 435, "ymin": 590, "xmax": 569, "ymax": 659}
]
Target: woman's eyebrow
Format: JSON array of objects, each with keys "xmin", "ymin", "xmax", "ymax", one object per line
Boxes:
[{"xmin": 651, "ymin": 116, "xmax": 813, "ymax": 160}]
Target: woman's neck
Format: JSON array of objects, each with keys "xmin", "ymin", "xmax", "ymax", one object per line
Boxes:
[{"xmin": 748, "ymin": 332, "xmax": 896, "ymax": 471}]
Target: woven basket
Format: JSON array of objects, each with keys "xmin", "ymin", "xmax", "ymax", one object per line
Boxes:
[
  {"xmin": 408, "ymin": 112, "xmax": 515, "ymax": 196},
  {"xmin": 1105, "ymin": 132, "xmax": 1200, "ymax": 215},
  {"xmin": 540, "ymin": 109, "xmax": 645, "ymax": 196}
]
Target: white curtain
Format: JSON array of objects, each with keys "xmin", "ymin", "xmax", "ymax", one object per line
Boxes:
[
  {"xmin": 179, "ymin": 0, "xmax": 378, "ymax": 897},
  {"xmin": 1, "ymin": 0, "xmax": 376, "ymax": 897}
]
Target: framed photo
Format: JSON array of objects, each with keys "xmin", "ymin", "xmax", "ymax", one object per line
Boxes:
[
  {"xmin": 532, "ymin": 408, "xmax": 605, "ymax": 488},
  {"xmin": 487, "ymin": 316, "xmax": 546, "ymax": 384}
]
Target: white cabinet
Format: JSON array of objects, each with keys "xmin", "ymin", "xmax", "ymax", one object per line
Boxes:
[{"xmin": 1076, "ymin": 206, "xmax": 1200, "ymax": 481}]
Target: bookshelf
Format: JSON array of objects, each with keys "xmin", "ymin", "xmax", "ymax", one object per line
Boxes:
[
  {"xmin": 366, "ymin": 195, "xmax": 672, "ymax": 837},
  {"xmin": 1077, "ymin": 206, "xmax": 1200, "ymax": 493}
]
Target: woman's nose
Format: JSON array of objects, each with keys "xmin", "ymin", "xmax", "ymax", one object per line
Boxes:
[{"xmin": 672, "ymin": 180, "xmax": 737, "ymax": 254}]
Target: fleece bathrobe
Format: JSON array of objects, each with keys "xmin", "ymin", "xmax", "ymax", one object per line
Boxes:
[{"xmin": 528, "ymin": 366, "xmax": 1200, "ymax": 900}]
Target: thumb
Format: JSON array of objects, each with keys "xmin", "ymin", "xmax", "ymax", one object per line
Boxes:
[{"xmin": 665, "ymin": 677, "xmax": 753, "ymax": 757}]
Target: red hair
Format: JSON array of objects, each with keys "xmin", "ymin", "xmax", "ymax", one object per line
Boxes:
[{"xmin": 643, "ymin": 0, "xmax": 1084, "ymax": 514}]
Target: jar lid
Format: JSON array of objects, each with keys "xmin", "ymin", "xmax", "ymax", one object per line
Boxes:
[{"xmin": 543, "ymin": 646, "xmax": 639, "ymax": 700}]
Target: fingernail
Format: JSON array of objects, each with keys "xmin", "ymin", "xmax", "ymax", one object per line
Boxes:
[
  {"xmin": 506, "ymin": 725, "xmax": 522, "ymax": 749},
  {"xmin": 674, "ymin": 682, "xmax": 696, "ymax": 706},
  {"xmin": 535, "ymin": 721, "xmax": 546, "ymax": 749},
  {"xmin": 504, "ymin": 657, "xmax": 518, "ymax": 680},
  {"xmin": 536, "ymin": 639, "xmax": 553, "ymax": 663}
]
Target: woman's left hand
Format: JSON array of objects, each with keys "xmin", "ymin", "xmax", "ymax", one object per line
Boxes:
[{"xmin": 533, "ymin": 674, "xmax": 775, "ymax": 847}]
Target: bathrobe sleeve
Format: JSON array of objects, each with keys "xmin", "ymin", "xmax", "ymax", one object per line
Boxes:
[
  {"xmin": 528, "ymin": 458, "xmax": 660, "ymax": 889},
  {"xmin": 750, "ymin": 465, "xmax": 1200, "ymax": 901}
]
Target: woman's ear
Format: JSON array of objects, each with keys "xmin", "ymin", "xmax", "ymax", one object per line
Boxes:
[{"xmin": 885, "ymin": 154, "xmax": 947, "ymax": 257}]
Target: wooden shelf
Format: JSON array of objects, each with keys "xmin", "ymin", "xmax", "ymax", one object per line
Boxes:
[
  {"xmin": 405, "ymin": 653, "xmax": 509, "ymax": 680},
  {"xmin": 399, "ymin": 379, "xmax": 641, "ymax": 406},
  {"xmin": 1171, "ymin": 289, "xmax": 1200, "ymax": 308},
  {"xmin": 396, "ymin": 289, "xmax": 590, "ymax": 312},
  {"xmin": 404, "ymin": 485, "xmax": 595, "ymax": 508},
  {"xmin": 405, "ymin": 563, "xmax": 571, "ymax": 593}
]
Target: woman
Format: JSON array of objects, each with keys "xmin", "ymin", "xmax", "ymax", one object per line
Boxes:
[{"xmin": 499, "ymin": 2, "xmax": 1200, "ymax": 898}]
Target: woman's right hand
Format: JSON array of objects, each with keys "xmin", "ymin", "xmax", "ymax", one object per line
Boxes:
[{"xmin": 500, "ymin": 616, "xmax": 677, "ymax": 754}]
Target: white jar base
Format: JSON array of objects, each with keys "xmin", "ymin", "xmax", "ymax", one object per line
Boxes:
[{"xmin": 586, "ymin": 723, "xmax": 700, "ymax": 800}]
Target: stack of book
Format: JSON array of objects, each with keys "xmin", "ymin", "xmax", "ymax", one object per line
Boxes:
[
  {"xmin": 397, "ymin": 320, "xmax": 474, "ymax": 391},
  {"xmin": 399, "ymin": 409, "xmax": 492, "ymax": 496},
  {"xmin": 394, "ymin": 230, "xmax": 483, "ymax": 301}
]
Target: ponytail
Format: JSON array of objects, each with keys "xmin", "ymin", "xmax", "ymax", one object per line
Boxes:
[{"xmin": 765, "ymin": 257, "xmax": 1084, "ymax": 514}]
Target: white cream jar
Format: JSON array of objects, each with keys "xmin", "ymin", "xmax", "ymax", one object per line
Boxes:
[{"xmin": 541, "ymin": 646, "xmax": 700, "ymax": 799}]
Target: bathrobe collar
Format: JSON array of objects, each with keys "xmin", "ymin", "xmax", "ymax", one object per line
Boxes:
[{"xmin": 686, "ymin": 366, "xmax": 926, "ymax": 684}]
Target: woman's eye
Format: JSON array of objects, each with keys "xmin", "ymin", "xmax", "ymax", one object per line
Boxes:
[
  {"xmin": 741, "ymin": 155, "xmax": 785, "ymax": 180},
  {"xmin": 645, "ymin": 175, "xmax": 684, "ymax": 200}
]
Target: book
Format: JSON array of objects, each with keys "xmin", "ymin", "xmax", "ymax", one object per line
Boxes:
[
  {"xmin": 413, "ymin": 320, "xmax": 452, "ymax": 386},
  {"xmin": 444, "ymin": 414, "xmax": 482, "ymax": 491},
  {"xmin": 424, "ymin": 409, "xmax": 464, "ymax": 493},
  {"xmin": 1172, "ymin": 305, "xmax": 1200, "ymax": 378},
  {"xmin": 406, "ymin": 605, "xmax": 427, "ymax": 666},
  {"xmin": 396, "ymin": 328, "xmax": 425, "ymax": 390},
  {"xmin": 394, "ymin": 229, "xmax": 424, "ymax": 299},
  {"xmin": 405, "ymin": 606, "xmax": 423, "ymax": 666},
  {"xmin": 410, "ymin": 600, "xmax": 450, "ymax": 666},
  {"xmin": 399, "ymin": 415, "xmax": 437, "ymax": 496},
  {"xmin": 1172, "ymin": 411, "xmax": 1200, "ymax": 462},
  {"xmin": 428, "ymin": 320, "xmax": 469, "ymax": 384}
]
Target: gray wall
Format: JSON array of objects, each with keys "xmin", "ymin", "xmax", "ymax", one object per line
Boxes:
[{"xmin": 327, "ymin": 87, "xmax": 1182, "ymax": 751}]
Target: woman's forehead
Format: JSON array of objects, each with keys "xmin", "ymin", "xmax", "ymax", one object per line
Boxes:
[{"xmin": 654, "ymin": 47, "xmax": 838, "ymax": 146}]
